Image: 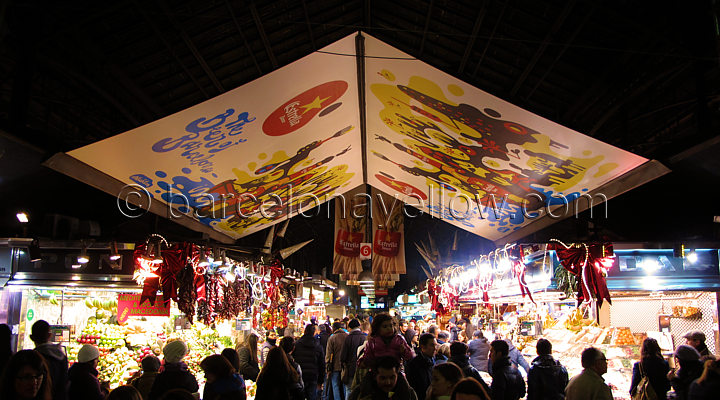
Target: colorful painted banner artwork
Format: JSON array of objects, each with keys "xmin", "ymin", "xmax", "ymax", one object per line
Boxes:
[
  {"xmin": 67, "ymin": 34, "xmax": 363, "ymax": 239},
  {"xmin": 371, "ymin": 187, "xmax": 405, "ymax": 288},
  {"xmin": 363, "ymin": 34, "xmax": 648, "ymax": 241},
  {"xmin": 333, "ymin": 185, "xmax": 367, "ymax": 281}
]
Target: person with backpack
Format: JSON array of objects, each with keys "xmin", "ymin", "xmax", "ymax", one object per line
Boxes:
[
  {"xmin": 527, "ymin": 338, "xmax": 568, "ymax": 400},
  {"xmin": 629, "ymin": 338, "xmax": 670, "ymax": 400}
]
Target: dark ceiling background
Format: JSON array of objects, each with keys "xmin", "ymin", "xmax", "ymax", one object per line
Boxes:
[{"xmin": 1, "ymin": 0, "xmax": 719, "ymax": 293}]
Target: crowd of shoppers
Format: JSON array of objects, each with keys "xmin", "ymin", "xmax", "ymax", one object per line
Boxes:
[{"xmin": 1, "ymin": 318, "xmax": 719, "ymax": 400}]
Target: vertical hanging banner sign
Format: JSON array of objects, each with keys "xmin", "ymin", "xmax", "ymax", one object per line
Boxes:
[
  {"xmin": 371, "ymin": 187, "xmax": 406, "ymax": 287},
  {"xmin": 333, "ymin": 185, "xmax": 368, "ymax": 281}
]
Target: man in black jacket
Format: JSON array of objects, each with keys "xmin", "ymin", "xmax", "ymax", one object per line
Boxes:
[
  {"xmin": 30, "ymin": 320, "xmax": 68, "ymax": 400},
  {"xmin": 489, "ymin": 339, "xmax": 525, "ymax": 400},
  {"xmin": 449, "ymin": 341, "xmax": 490, "ymax": 394},
  {"xmin": 400, "ymin": 320, "xmax": 417, "ymax": 349},
  {"xmin": 293, "ymin": 324, "xmax": 325, "ymax": 400},
  {"xmin": 406, "ymin": 333, "xmax": 437, "ymax": 400},
  {"xmin": 527, "ymin": 338, "xmax": 568, "ymax": 400},
  {"xmin": 317, "ymin": 324, "xmax": 331, "ymax": 356},
  {"xmin": 341, "ymin": 319, "xmax": 367, "ymax": 393}
]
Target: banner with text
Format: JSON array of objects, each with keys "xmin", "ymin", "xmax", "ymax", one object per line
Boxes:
[
  {"xmin": 371, "ymin": 187, "xmax": 405, "ymax": 287},
  {"xmin": 67, "ymin": 34, "xmax": 363, "ymax": 240},
  {"xmin": 333, "ymin": 185, "xmax": 367, "ymax": 282},
  {"xmin": 117, "ymin": 293, "xmax": 171, "ymax": 325}
]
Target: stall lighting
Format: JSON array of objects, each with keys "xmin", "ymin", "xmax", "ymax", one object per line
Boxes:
[
  {"xmin": 71, "ymin": 263, "xmax": 82, "ymax": 269},
  {"xmin": 151, "ymin": 250, "xmax": 164, "ymax": 264},
  {"xmin": 198, "ymin": 250, "xmax": 210, "ymax": 268},
  {"xmin": 210, "ymin": 248, "xmax": 225, "ymax": 266},
  {"xmin": 339, "ymin": 289, "xmax": 345, "ymax": 296},
  {"xmin": 225, "ymin": 269, "xmax": 236, "ymax": 283},
  {"xmin": 496, "ymin": 258, "xmax": 512, "ymax": 273},
  {"xmin": 16, "ymin": 212, "xmax": 29, "ymax": 223},
  {"xmin": 110, "ymin": 241, "xmax": 121, "ymax": 261},
  {"xmin": 77, "ymin": 246, "xmax": 89, "ymax": 264},
  {"xmin": 687, "ymin": 251, "xmax": 698, "ymax": 264},
  {"xmin": 144, "ymin": 243, "xmax": 155, "ymax": 261},
  {"xmin": 639, "ymin": 258, "xmax": 660, "ymax": 273},
  {"xmin": 642, "ymin": 276, "xmax": 660, "ymax": 290}
]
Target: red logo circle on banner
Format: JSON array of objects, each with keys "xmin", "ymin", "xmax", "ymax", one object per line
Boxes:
[{"xmin": 263, "ymin": 81, "xmax": 348, "ymax": 136}]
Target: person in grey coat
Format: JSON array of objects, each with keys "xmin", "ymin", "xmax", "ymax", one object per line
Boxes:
[{"xmin": 468, "ymin": 330, "xmax": 491, "ymax": 372}]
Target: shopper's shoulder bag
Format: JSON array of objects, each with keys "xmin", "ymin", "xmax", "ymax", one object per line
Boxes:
[{"xmin": 632, "ymin": 362, "xmax": 658, "ymax": 400}]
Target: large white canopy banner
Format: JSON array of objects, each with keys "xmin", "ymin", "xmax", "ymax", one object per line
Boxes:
[
  {"xmin": 67, "ymin": 35, "xmax": 363, "ymax": 239},
  {"xmin": 363, "ymin": 34, "xmax": 649, "ymax": 241}
]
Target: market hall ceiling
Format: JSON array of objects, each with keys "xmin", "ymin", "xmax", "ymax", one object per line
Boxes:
[{"xmin": 1, "ymin": 1, "xmax": 719, "ymax": 243}]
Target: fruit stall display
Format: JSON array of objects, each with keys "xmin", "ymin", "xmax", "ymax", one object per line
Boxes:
[{"xmin": 67, "ymin": 297, "xmax": 233, "ymax": 389}]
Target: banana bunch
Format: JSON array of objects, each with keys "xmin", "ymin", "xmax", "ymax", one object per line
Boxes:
[
  {"xmin": 84, "ymin": 298, "xmax": 118, "ymax": 311},
  {"xmin": 49, "ymin": 295, "xmax": 59, "ymax": 306},
  {"xmin": 563, "ymin": 308, "xmax": 585, "ymax": 331},
  {"xmin": 542, "ymin": 312, "xmax": 557, "ymax": 330}
]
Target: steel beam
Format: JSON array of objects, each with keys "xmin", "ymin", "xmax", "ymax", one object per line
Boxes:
[
  {"xmin": 458, "ymin": 4, "xmax": 487, "ymax": 75},
  {"xmin": 526, "ymin": 3, "xmax": 596, "ymax": 101},
  {"xmin": 158, "ymin": 0, "xmax": 224, "ymax": 93},
  {"xmin": 510, "ymin": 0, "xmax": 576, "ymax": 97},
  {"xmin": 226, "ymin": 0, "xmax": 262, "ymax": 75},
  {"xmin": 250, "ymin": 2, "xmax": 278, "ymax": 69},
  {"xmin": 472, "ymin": 0, "xmax": 509, "ymax": 77},
  {"xmin": 301, "ymin": 0, "xmax": 316, "ymax": 50},
  {"xmin": 418, "ymin": 0, "xmax": 434, "ymax": 56},
  {"xmin": 135, "ymin": 3, "xmax": 209, "ymax": 98}
]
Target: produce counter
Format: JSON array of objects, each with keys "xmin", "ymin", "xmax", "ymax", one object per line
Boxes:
[{"xmin": 520, "ymin": 315, "xmax": 642, "ymax": 400}]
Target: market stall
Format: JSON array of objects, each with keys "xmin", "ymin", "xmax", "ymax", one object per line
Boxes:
[
  {"xmin": 428, "ymin": 242, "xmax": 720, "ymax": 400},
  {"xmin": 14, "ymin": 286, "xmax": 236, "ymax": 388}
]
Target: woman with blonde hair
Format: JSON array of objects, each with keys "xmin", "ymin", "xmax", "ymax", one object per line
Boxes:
[{"xmin": 236, "ymin": 332, "xmax": 260, "ymax": 381}]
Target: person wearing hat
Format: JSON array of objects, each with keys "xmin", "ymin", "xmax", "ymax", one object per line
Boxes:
[
  {"xmin": 68, "ymin": 344, "xmax": 108, "ymax": 400},
  {"xmin": 683, "ymin": 331, "xmax": 712, "ymax": 360},
  {"xmin": 148, "ymin": 340, "xmax": 199, "ymax": 400},
  {"xmin": 667, "ymin": 344, "xmax": 704, "ymax": 400}
]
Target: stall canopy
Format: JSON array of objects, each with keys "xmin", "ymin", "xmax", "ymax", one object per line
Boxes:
[{"xmin": 46, "ymin": 32, "xmax": 669, "ymax": 244}]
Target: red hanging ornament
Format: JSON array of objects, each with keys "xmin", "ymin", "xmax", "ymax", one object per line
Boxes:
[{"xmin": 548, "ymin": 240, "xmax": 614, "ymax": 306}]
